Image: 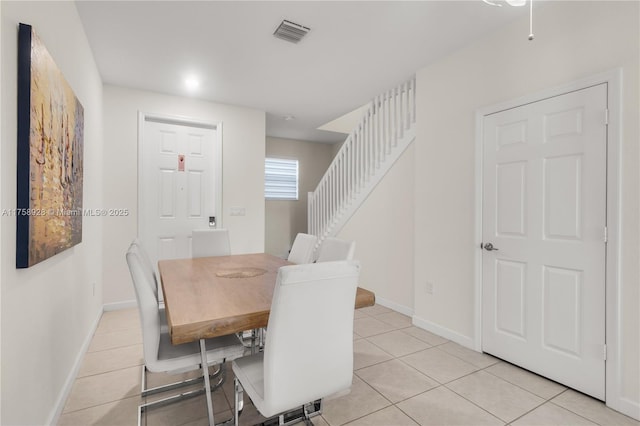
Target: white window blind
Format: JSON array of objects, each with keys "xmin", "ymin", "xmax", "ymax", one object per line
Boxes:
[{"xmin": 265, "ymin": 158, "xmax": 298, "ymax": 200}]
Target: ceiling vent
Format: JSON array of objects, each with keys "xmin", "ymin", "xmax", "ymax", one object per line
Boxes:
[{"xmin": 273, "ymin": 20, "xmax": 310, "ymax": 44}]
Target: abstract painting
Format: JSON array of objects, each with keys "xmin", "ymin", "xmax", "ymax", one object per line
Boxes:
[{"xmin": 16, "ymin": 23, "xmax": 84, "ymax": 268}]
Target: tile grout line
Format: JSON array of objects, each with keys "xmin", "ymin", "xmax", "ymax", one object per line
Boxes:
[
  {"xmin": 547, "ymin": 394, "xmax": 607, "ymax": 426},
  {"xmin": 359, "ymin": 325, "xmax": 450, "ymax": 350},
  {"xmin": 395, "ymin": 384, "xmax": 505, "ymax": 426},
  {"xmin": 354, "ymin": 343, "xmax": 508, "ymax": 425},
  {"xmin": 65, "ymin": 306, "xmax": 622, "ymax": 426},
  {"xmin": 60, "ymin": 395, "xmax": 143, "ymax": 417},
  {"xmin": 440, "ymin": 358, "xmax": 544, "ymax": 420},
  {"xmin": 481, "ymin": 364, "xmax": 567, "ymax": 401},
  {"xmin": 503, "ymin": 388, "xmax": 604, "ymax": 426},
  {"xmin": 392, "ymin": 398, "xmax": 423, "ymax": 426},
  {"xmin": 60, "ymin": 312, "xmax": 144, "ymax": 421},
  {"xmin": 431, "ymin": 344, "xmax": 500, "ymax": 371},
  {"xmin": 62, "ymin": 392, "xmax": 142, "ymax": 417},
  {"xmin": 334, "ymin": 375, "xmax": 394, "ymax": 426},
  {"xmin": 443, "ymin": 376, "xmax": 536, "ymax": 425},
  {"xmin": 86, "ymin": 335, "xmax": 143, "ymax": 353},
  {"xmin": 505, "ymin": 397, "xmax": 565, "ymax": 426},
  {"xmin": 361, "ymin": 335, "xmax": 418, "ymax": 358},
  {"xmin": 75, "ymin": 362, "xmax": 145, "ymax": 381}
]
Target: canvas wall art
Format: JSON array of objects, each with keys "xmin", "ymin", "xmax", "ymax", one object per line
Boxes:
[{"xmin": 16, "ymin": 23, "xmax": 84, "ymax": 268}]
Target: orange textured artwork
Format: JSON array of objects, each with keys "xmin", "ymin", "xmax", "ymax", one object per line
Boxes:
[{"xmin": 17, "ymin": 24, "xmax": 83, "ymax": 268}]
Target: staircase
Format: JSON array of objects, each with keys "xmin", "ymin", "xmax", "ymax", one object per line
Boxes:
[{"xmin": 308, "ymin": 76, "xmax": 416, "ymax": 246}]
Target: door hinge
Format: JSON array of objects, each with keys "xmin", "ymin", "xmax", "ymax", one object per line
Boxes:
[
  {"xmin": 603, "ymin": 344, "xmax": 607, "ymax": 361},
  {"xmin": 604, "ymin": 226, "xmax": 608, "ymax": 243},
  {"xmin": 605, "ymin": 108, "xmax": 609, "ymax": 125}
]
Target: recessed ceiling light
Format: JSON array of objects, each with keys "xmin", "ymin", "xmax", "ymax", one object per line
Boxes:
[
  {"xmin": 283, "ymin": 115, "xmax": 296, "ymax": 121},
  {"xmin": 185, "ymin": 75, "xmax": 200, "ymax": 91}
]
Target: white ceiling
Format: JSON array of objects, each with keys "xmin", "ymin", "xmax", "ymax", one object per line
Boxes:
[{"xmin": 76, "ymin": 1, "xmax": 527, "ymax": 143}]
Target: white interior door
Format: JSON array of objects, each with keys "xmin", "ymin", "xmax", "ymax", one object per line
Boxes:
[
  {"xmin": 139, "ymin": 116, "xmax": 221, "ymax": 281},
  {"xmin": 481, "ymin": 84, "xmax": 607, "ymax": 399}
]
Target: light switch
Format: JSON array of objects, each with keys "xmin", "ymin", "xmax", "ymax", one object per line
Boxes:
[{"xmin": 230, "ymin": 207, "xmax": 246, "ymax": 216}]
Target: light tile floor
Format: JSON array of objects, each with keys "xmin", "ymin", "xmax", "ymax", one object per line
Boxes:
[{"xmin": 58, "ymin": 305, "xmax": 639, "ymax": 426}]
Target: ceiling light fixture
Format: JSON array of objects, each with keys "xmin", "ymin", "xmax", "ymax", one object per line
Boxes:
[
  {"xmin": 184, "ymin": 75, "xmax": 200, "ymax": 91},
  {"xmin": 283, "ymin": 115, "xmax": 295, "ymax": 121},
  {"xmin": 483, "ymin": 0, "xmax": 534, "ymax": 41}
]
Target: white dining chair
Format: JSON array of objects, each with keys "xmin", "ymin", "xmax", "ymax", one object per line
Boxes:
[
  {"xmin": 130, "ymin": 239, "xmax": 159, "ymax": 299},
  {"xmin": 232, "ymin": 260, "xmax": 360, "ymax": 425},
  {"xmin": 315, "ymin": 237, "xmax": 356, "ymax": 262},
  {"xmin": 126, "ymin": 244, "xmax": 244, "ymax": 424},
  {"xmin": 287, "ymin": 233, "xmax": 318, "ymax": 264},
  {"xmin": 129, "ymin": 239, "xmax": 169, "ymax": 333},
  {"xmin": 192, "ymin": 228, "xmax": 230, "ymax": 258}
]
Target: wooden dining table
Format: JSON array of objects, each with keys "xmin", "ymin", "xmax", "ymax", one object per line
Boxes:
[{"xmin": 157, "ymin": 252, "xmax": 375, "ymax": 425}]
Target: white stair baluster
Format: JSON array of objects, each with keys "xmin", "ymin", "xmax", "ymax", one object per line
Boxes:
[{"xmin": 308, "ymin": 76, "xmax": 416, "ymax": 248}]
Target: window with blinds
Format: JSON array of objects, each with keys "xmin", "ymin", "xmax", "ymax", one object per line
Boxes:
[{"xmin": 265, "ymin": 158, "xmax": 299, "ymax": 200}]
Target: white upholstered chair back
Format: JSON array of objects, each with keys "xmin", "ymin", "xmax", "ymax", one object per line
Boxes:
[
  {"xmin": 192, "ymin": 229, "xmax": 230, "ymax": 258},
  {"xmin": 315, "ymin": 237, "xmax": 356, "ymax": 262},
  {"xmin": 126, "ymin": 247, "xmax": 163, "ymax": 371},
  {"xmin": 262, "ymin": 261, "xmax": 359, "ymax": 415},
  {"xmin": 130, "ymin": 239, "xmax": 159, "ymax": 301},
  {"xmin": 287, "ymin": 233, "xmax": 318, "ymax": 264}
]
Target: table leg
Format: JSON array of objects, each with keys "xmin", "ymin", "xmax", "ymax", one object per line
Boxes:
[{"xmin": 200, "ymin": 339, "xmax": 215, "ymax": 426}]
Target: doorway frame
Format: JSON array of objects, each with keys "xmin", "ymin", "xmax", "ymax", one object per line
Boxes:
[
  {"xmin": 473, "ymin": 69, "xmax": 622, "ymax": 410},
  {"xmin": 137, "ymin": 111, "xmax": 224, "ymax": 245}
]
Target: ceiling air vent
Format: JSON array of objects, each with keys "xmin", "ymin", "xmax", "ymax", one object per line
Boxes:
[{"xmin": 273, "ymin": 20, "xmax": 310, "ymax": 44}]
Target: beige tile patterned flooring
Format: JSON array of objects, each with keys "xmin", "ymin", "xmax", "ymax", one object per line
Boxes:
[{"xmin": 58, "ymin": 306, "xmax": 639, "ymax": 426}]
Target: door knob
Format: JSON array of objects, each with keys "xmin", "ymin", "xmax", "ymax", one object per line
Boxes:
[{"xmin": 483, "ymin": 243, "xmax": 499, "ymax": 251}]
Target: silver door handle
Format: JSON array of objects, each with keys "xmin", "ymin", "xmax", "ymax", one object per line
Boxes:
[{"xmin": 483, "ymin": 243, "xmax": 499, "ymax": 251}]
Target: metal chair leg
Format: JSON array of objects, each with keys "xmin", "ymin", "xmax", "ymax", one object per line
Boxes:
[
  {"xmin": 138, "ymin": 363, "xmax": 227, "ymax": 426},
  {"xmin": 249, "ymin": 399, "xmax": 323, "ymax": 426},
  {"xmin": 234, "ymin": 378, "xmax": 244, "ymax": 426},
  {"xmin": 140, "ymin": 364, "xmax": 223, "ymax": 397},
  {"xmin": 140, "ymin": 365, "xmax": 224, "ymax": 396}
]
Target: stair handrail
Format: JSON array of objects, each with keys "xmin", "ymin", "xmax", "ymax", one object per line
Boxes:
[{"xmin": 308, "ymin": 76, "xmax": 416, "ymax": 243}]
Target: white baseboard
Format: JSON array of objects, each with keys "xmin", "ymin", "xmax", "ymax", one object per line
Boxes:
[
  {"xmin": 103, "ymin": 299, "xmax": 137, "ymax": 311},
  {"xmin": 412, "ymin": 314, "xmax": 475, "ymax": 350},
  {"xmin": 608, "ymin": 396, "xmax": 640, "ymax": 421},
  {"xmin": 375, "ymin": 296, "xmax": 413, "ymax": 317},
  {"xmin": 47, "ymin": 307, "xmax": 103, "ymax": 426}
]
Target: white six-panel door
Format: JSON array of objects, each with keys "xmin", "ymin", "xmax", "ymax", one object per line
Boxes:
[
  {"xmin": 140, "ymin": 118, "xmax": 219, "ymax": 275},
  {"xmin": 481, "ymin": 84, "xmax": 607, "ymax": 399}
]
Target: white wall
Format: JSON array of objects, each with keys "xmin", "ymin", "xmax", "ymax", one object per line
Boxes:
[
  {"xmin": 414, "ymin": 0, "xmax": 638, "ymax": 417},
  {"xmin": 317, "ymin": 104, "xmax": 368, "ymax": 134},
  {"xmin": 0, "ymin": 2, "xmax": 104, "ymax": 424},
  {"xmin": 102, "ymin": 85, "xmax": 266, "ymax": 305},
  {"xmin": 337, "ymin": 144, "xmax": 415, "ymax": 314},
  {"xmin": 0, "ymin": 3, "xmax": 4, "ymax": 423},
  {"xmin": 265, "ymin": 137, "xmax": 334, "ymax": 258}
]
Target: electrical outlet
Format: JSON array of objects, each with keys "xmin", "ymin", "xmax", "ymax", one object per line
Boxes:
[{"xmin": 425, "ymin": 281, "xmax": 434, "ymax": 295}]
